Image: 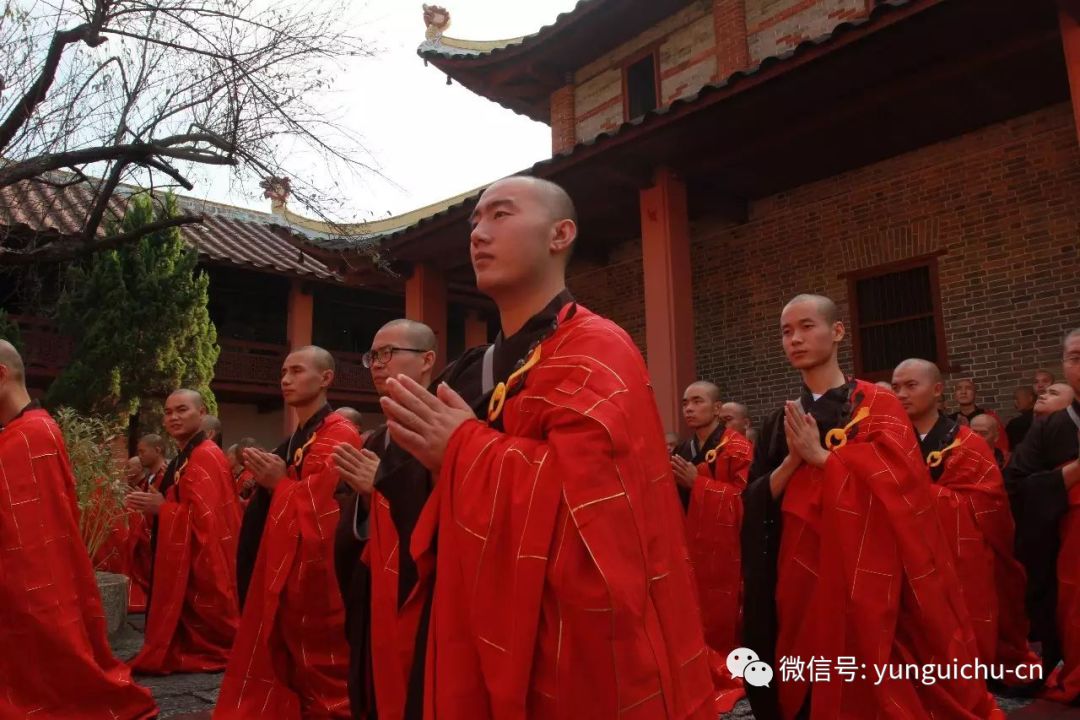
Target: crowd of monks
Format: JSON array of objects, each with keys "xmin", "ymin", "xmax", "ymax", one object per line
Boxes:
[{"xmin": 1, "ymin": 176, "xmax": 1078, "ymax": 720}]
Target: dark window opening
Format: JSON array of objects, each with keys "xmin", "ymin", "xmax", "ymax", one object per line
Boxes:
[
  {"xmin": 625, "ymin": 54, "xmax": 658, "ymax": 120},
  {"xmin": 848, "ymin": 259, "xmax": 948, "ymax": 378}
]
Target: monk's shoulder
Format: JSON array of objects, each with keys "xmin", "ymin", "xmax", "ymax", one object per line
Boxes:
[
  {"xmin": 725, "ymin": 430, "xmax": 754, "ymax": 461},
  {"xmin": 860, "ymin": 381, "xmax": 916, "ymax": 437},
  {"xmin": 1, "ymin": 409, "xmax": 64, "ymax": 459},
  {"xmin": 315, "ymin": 413, "xmax": 361, "ymax": 448},
  {"xmin": 188, "ymin": 440, "xmax": 229, "ymax": 478},
  {"xmin": 538, "ymin": 309, "xmax": 647, "ymax": 397},
  {"xmin": 954, "ymin": 426, "xmax": 999, "ymax": 468}
]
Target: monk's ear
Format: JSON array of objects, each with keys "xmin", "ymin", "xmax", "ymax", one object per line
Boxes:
[
  {"xmin": 321, "ymin": 368, "xmax": 335, "ymax": 390},
  {"xmin": 421, "ymin": 350, "xmax": 436, "ymax": 375},
  {"xmin": 832, "ymin": 320, "xmax": 846, "ymax": 344},
  {"xmin": 549, "ymin": 219, "xmax": 576, "ymax": 256}
]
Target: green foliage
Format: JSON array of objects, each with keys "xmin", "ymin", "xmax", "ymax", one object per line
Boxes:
[
  {"xmin": 48, "ymin": 193, "xmax": 219, "ymax": 419},
  {"xmin": 54, "ymin": 407, "xmax": 128, "ymax": 567}
]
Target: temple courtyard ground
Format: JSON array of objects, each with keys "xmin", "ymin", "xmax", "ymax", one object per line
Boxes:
[{"xmin": 110, "ymin": 616, "xmax": 1080, "ymax": 719}]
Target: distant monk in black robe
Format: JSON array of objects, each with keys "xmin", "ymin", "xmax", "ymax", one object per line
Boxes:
[
  {"xmin": 1005, "ymin": 329, "xmax": 1080, "ymax": 703},
  {"xmin": 333, "ymin": 318, "xmax": 439, "ymax": 720},
  {"xmin": 671, "ymin": 381, "xmax": 725, "ymax": 510},
  {"xmin": 1006, "ymin": 386, "xmax": 1037, "ymax": 451}
]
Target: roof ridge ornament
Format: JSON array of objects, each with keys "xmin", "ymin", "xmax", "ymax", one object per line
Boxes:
[
  {"xmin": 260, "ymin": 176, "xmax": 291, "ymax": 213},
  {"xmin": 422, "ymin": 4, "xmax": 451, "ymax": 41}
]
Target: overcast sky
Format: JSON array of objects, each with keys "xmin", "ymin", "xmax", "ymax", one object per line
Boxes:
[{"xmin": 195, "ymin": 1, "xmax": 581, "ymax": 220}]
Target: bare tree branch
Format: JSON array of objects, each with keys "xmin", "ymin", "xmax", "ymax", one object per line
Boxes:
[
  {"xmin": 0, "ymin": 23, "xmax": 105, "ymax": 153},
  {"xmin": 1, "ymin": 214, "xmax": 202, "ymax": 265}
]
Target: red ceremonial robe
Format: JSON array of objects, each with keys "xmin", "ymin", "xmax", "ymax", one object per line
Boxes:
[
  {"xmin": 127, "ymin": 467, "xmax": 165, "ymax": 612},
  {"xmin": 1043, "ymin": 481, "xmax": 1080, "ymax": 702},
  {"xmin": 215, "ymin": 411, "xmax": 360, "ymax": 720},
  {"xmin": 365, "ymin": 487, "xmax": 410, "ymax": 719},
  {"xmin": 927, "ymin": 423, "xmax": 1038, "ymax": 676},
  {"xmin": 131, "ymin": 437, "xmax": 241, "ymax": 674},
  {"xmin": 0, "ymin": 407, "xmax": 158, "ymax": 720},
  {"xmin": 685, "ymin": 428, "xmax": 753, "ymax": 714},
  {"xmin": 409, "ymin": 305, "xmax": 714, "ymax": 720},
  {"xmin": 775, "ymin": 382, "xmax": 1001, "ymax": 719}
]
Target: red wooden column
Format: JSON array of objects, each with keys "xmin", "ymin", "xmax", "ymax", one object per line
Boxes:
[
  {"xmin": 464, "ymin": 310, "xmax": 489, "ymax": 349},
  {"xmin": 639, "ymin": 167, "xmax": 696, "ymax": 434},
  {"xmin": 405, "ymin": 263, "xmax": 448, "ymax": 373},
  {"xmin": 284, "ymin": 278, "xmax": 314, "ymax": 432},
  {"xmin": 1061, "ymin": 0, "xmax": 1080, "ymax": 146}
]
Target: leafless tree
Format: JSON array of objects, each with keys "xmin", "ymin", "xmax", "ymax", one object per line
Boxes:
[{"xmin": 0, "ymin": 0, "xmax": 376, "ymax": 265}]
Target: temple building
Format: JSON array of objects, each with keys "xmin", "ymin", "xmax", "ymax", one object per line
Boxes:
[
  {"xmin": 299, "ymin": 0, "xmax": 1080, "ymax": 431},
  {"xmin": 5, "ymin": 0, "xmax": 1080, "ymax": 438}
]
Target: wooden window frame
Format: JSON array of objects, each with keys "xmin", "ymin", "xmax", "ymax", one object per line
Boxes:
[
  {"xmin": 843, "ymin": 251, "xmax": 950, "ymax": 381},
  {"xmin": 621, "ymin": 45, "xmax": 661, "ymax": 122}
]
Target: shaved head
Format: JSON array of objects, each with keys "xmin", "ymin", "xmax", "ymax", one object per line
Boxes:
[
  {"xmin": 0, "ymin": 339, "xmax": 24, "ymax": 382},
  {"xmin": 498, "ymin": 175, "xmax": 577, "ymax": 225},
  {"xmin": 894, "ymin": 358, "xmax": 942, "ymax": 384},
  {"xmin": 687, "ymin": 381, "xmax": 722, "ymax": 404},
  {"xmin": 139, "ymin": 434, "xmax": 166, "ymax": 454},
  {"xmin": 290, "ymin": 345, "xmax": 335, "ymax": 373},
  {"xmin": 783, "ymin": 294, "xmax": 839, "ymax": 325},
  {"xmin": 335, "ymin": 406, "xmax": 363, "ymax": 429},
  {"xmin": 722, "ymin": 401, "xmax": 748, "ymax": 419},
  {"xmin": 969, "ymin": 414, "xmax": 999, "ymax": 447},
  {"xmin": 377, "ymin": 319, "xmax": 436, "ymax": 352},
  {"xmin": 168, "ymin": 388, "xmax": 206, "ymax": 410}
]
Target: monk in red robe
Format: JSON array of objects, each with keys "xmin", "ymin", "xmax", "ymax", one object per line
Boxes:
[
  {"xmin": 1005, "ymin": 328, "xmax": 1080, "ymax": 703},
  {"xmin": 127, "ymin": 434, "xmax": 167, "ymax": 612},
  {"xmin": 127, "ymin": 389, "xmax": 241, "ymax": 674},
  {"xmin": 378, "ymin": 176, "xmax": 714, "ymax": 719},
  {"xmin": 333, "ymin": 319, "xmax": 440, "ymax": 720},
  {"xmin": 741, "ymin": 295, "xmax": 1001, "ymax": 719},
  {"xmin": 0, "ymin": 340, "xmax": 158, "ymax": 719},
  {"xmin": 892, "ymin": 358, "xmax": 1038, "ymax": 680},
  {"xmin": 216, "ymin": 345, "xmax": 361, "ymax": 719},
  {"xmin": 671, "ymin": 382, "xmax": 754, "ymax": 714}
]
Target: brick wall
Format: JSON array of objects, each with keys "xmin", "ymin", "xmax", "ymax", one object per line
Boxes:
[
  {"xmin": 568, "ymin": 239, "xmax": 647, "ymax": 353},
  {"xmin": 572, "ymin": 0, "xmax": 715, "ymax": 144},
  {"xmin": 745, "ymin": 0, "xmax": 868, "ymax": 64},
  {"xmin": 571, "ymin": 103, "xmax": 1080, "ymax": 429},
  {"xmin": 550, "ymin": 84, "xmax": 576, "ymax": 155},
  {"xmin": 713, "ymin": 0, "xmax": 750, "ymax": 80}
]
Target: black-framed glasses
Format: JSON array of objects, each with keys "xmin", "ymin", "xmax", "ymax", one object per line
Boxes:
[{"xmin": 362, "ymin": 346, "xmax": 429, "ymax": 369}]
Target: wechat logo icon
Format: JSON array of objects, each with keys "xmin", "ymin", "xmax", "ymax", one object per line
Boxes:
[{"xmin": 727, "ymin": 647, "xmax": 774, "ymax": 688}]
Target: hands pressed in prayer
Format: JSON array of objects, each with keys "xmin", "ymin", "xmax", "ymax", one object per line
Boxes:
[
  {"xmin": 126, "ymin": 490, "xmax": 165, "ymax": 515},
  {"xmin": 243, "ymin": 448, "xmax": 287, "ymax": 490},
  {"xmin": 333, "ymin": 444, "xmax": 381, "ymax": 495},
  {"xmin": 380, "ymin": 375, "xmax": 475, "ymax": 474},
  {"xmin": 784, "ymin": 401, "xmax": 829, "ymax": 469},
  {"xmin": 669, "ymin": 454, "xmax": 698, "ymax": 488}
]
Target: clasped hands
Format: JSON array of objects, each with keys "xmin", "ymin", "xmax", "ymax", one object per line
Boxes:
[
  {"xmin": 783, "ymin": 401, "xmax": 830, "ymax": 470},
  {"xmin": 331, "ymin": 375, "xmax": 475, "ymax": 488}
]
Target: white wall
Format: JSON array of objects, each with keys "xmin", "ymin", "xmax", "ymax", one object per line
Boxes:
[{"xmin": 218, "ymin": 402, "xmax": 285, "ymax": 450}]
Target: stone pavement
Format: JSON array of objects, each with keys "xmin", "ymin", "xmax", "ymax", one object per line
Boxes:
[
  {"xmin": 110, "ymin": 617, "xmax": 1080, "ymax": 719},
  {"xmin": 111, "ymin": 614, "xmax": 220, "ymax": 719}
]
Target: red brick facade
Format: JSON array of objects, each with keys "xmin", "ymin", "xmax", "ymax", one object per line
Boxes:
[
  {"xmin": 569, "ymin": 103, "xmax": 1080, "ymax": 427},
  {"xmin": 712, "ymin": 0, "xmax": 749, "ymax": 80},
  {"xmin": 550, "ymin": 84, "xmax": 576, "ymax": 156}
]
